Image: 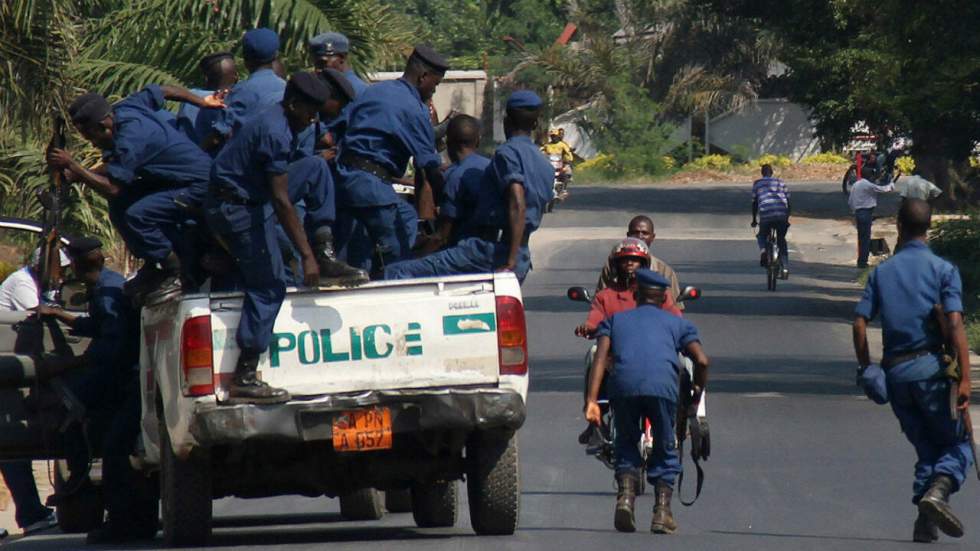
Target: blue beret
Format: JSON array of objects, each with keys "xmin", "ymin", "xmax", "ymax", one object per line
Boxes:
[
  {"xmin": 243, "ymin": 28, "xmax": 279, "ymax": 63},
  {"xmin": 319, "ymin": 68, "xmax": 355, "ymax": 103},
  {"xmin": 68, "ymin": 93, "xmax": 111, "ymax": 126},
  {"xmin": 309, "ymin": 32, "xmax": 349, "ymax": 56},
  {"xmin": 636, "ymin": 268, "xmax": 671, "ymax": 289},
  {"xmin": 286, "ymin": 71, "xmax": 329, "ymax": 105},
  {"xmin": 507, "ymin": 90, "xmax": 542, "ymax": 110}
]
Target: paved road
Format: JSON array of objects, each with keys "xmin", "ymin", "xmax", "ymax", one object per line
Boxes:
[{"xmin": 11, "ymin": 181, "xmax": 977, "ymax": 550}]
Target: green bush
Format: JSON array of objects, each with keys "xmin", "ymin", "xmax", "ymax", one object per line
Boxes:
[
  {"xmin": 751, "ymin": 154, "xmax": 792, "ymax": 168},
  {"xmin": 800, "ymin": 152, "xmax": 851, "ymax": 164},
  {"xmin": 684, "ymin": 154, "xmax": 733, "ymax": 171},
  {"xmin": 930, "ymin": 212, "xmax": 980, "ymax": 351}
]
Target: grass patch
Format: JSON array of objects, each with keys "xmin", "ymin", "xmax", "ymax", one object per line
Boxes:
[{"xmin": 968, "ymin": 316, "xmax": 980, "ymax": 354}]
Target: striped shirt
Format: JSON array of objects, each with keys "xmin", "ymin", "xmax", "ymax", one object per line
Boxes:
[{"xmin": 752, "ymin": 177, "xmax": 790, "ymax": 221}]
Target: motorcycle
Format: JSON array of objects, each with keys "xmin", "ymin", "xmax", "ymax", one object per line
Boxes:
[
  {"xmin": 546, "ymin": 154, "xmax": 571, "ymax": 213},
  {"xmin": 566, "ymin": 285, "xmax": 705, "ymax": 490}
]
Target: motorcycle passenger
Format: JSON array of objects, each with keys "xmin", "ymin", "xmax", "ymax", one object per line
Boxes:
[
  {"xmin": 751, "ymin": 164, "xmax": 791, "ymax": 277},
  {"xmin": 586, "ymin": 268, "xmax": 710, "ymax": 534},
  {"xmin": 596, "ymin": 215, "xmax": 683, "ymax": 309}
]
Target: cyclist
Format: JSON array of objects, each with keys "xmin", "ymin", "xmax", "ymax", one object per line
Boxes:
[{"xmin": 751, "ymin": 164, "xmax": 791, "ymax": 277}]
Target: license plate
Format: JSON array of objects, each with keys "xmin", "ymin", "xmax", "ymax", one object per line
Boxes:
[{"xmin": 332, "ymin": 407, "xmax": 393, "ymax": 452}]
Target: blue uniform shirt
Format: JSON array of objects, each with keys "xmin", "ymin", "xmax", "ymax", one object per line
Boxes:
[
  {"xmin": 855, "ymin": 240, "xmax": 964, "ymax": 381},
  {"xmin": 209, "ymin": 103, "xmax": 292, "ymax": 222},
  {"xmin": 212, "ymin": 68, "xmax": 285, "ymax": 138},
  {"xmin": 441, "ymin": 152, "xmax": 490, "ymax": 222},
  {"xmin": 597, "ymin": 304, "xmax": 701, "ymax": 402},
  {"xmin": 292, "ymin": 114, "xmax": 348, "ymax": 161},
  {"xmin": 464, "ymin": 135, "xmax": 553, "ymax": 235},
  {"xmin": 174, "ymin": 88, "xmax": 212, "ymax": 145},
  {"xmin": 344, "ymin": 69, "xmax": 369, "ymax": 96},
  {"xmin": 103, "ymin": 85, "xmax": 212, "ymax": 190},
  {"xmin": 337, "ymin": 78, "xmax": 441, "ymax": 206},
  {"xmin": 71, "ymin": 269, "xmax": 139, "ymax": 373}
]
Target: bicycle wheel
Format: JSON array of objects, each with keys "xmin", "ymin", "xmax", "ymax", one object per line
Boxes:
[{"xmin": 766, "ymin": 232, "xmax": 778, "ymax": 291}]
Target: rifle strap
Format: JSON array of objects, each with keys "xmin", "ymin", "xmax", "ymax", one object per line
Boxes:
[{"xmin": 677, "ymin": 441, "xmax": 704, "ymax": 506}]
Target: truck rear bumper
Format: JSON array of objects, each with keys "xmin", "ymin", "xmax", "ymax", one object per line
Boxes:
[{"xmin": 188, "ymin": 388, "xmax": 526, "ymax": 446}]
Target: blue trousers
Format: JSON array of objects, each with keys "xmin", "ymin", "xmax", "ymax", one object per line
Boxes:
[
  {"xmin": 206, "ymin": 204, "xmax": 287, "ymax": 355},
  {"xmin": 343, "ymin": 200, "xmax": 418, "ymax": 269},
  {"xmin": 277, "ymin": 156, "xmax": 338, "ymax": 283},
  {"xmin": 611, "ymin": 395, "xmax": 681, "ymax": 485},
  {"xmin": 383, "ymin": 237, "xmax": 531, "ymax": 283},
  {"xmin": 0, "ymin": 462, "xmax": 50, "ymax": 528},
  {"xmin": 756, "ymin": 218, "xmax": 790, "ymax": 266},
  {"xmin": 108, "ymin": 185, "xmax": 206, "ymax": 263},
  {"xmin": 333, "ymin": 210, "xmax": 375, "ymax": 272},
  {"xmin": 889, "ymin": 377, "xmax": 973, "ymax": 502},
  {"xmin": 855, "ymin": 207, "xmax": 874, "ymax": 266}
]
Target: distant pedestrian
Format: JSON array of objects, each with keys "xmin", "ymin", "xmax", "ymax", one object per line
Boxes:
[
  {"xmin": 848, "ymin": 165, "xmax": 894, "ymax": 268},
  {"xmin": 853, "ymin": 199, "xmax": 973, "ymax": 543}
]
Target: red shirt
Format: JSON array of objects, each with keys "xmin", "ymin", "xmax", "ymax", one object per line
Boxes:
[{"xmin": 584, "ymin": 282, "xmax": 681, "ymax": 330}]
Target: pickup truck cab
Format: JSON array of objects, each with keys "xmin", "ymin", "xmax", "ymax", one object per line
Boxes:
[{"xmin": 141, "ymin": 272, "xmax": 528, "ymax": 545}]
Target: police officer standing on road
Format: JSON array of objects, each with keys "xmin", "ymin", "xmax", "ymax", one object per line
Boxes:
[
  {"xmin": 334, "ymin": 45, "xmax": 449, "ymax": 270},
  {"xmin": 853, "ymin": 198, "xmax": 973, "ymax": 543},
  {"xmin": 383, "ymin": 90, "xmax": 553, "ymax": 282},
  {"xmin": 585, "ymin": 269, "xmax": 710, "ymax": 534}
]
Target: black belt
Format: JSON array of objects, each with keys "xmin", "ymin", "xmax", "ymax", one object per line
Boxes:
[
  {"xmin": 472, "ymin": 226, "xmax": 529, "ymax": 246},
  {"xmin": 882, "ymin": 347, "xmax": 940, "ymax": 369},
  {"xmin": 341, "ymin": 153, "xmax": 397, "ymax": 182}
]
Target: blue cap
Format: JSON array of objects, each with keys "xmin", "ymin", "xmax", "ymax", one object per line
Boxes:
[
  {"xmin": 309, "ymin": 32, "xmax": 349, "ymax": 56},
  {"xmin": 243, "ymin": 28, "xmax": 279, "ymax": 63},
  {"xmin": 636, "ymin": 268, "xmax": 671, "ymax": 289},
  {"xmin": 506, "ymin": 90, "xmax": 542, "ymax": 110}
]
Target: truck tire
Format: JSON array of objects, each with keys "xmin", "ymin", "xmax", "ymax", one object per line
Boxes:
[
  {"xmin": 467, "ymin": 431, "xmax": 519, "ymax": 535},
  {"xmin": 53, "ymin": 466, "xmax": 104, "ymax": 533},
  {"xmin": 384, "ymin": 489, "xmax": 413, "ymax": 513},
  {"xmin": 339, "ymin": 488, "xmax": 385, "ymax": 521},
  {"xmin": 411, "ymin": 481, "xmax": 457, "ymax": 528},
  {"xmin": 160, "ymin": 414, "xmax": 212, "ymax": 547}
]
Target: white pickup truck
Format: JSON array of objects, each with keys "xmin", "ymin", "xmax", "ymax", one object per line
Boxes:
[{"xmin": 138, "ymin": 272, "xmax": 529, "ymax": 545}]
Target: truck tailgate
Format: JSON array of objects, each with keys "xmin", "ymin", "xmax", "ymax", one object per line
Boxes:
[{"xmin": 210, "ymin": 277, "xmax": 501, "ymax": 399}]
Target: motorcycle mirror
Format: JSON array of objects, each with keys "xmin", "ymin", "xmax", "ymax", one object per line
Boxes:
[
  {"xmin": 678, "ymin": 286, "xmax": 701, "ymax": 302},
  {"xmin": 566, "ymin": 286, "xmax": 592, "ymax": 303}
]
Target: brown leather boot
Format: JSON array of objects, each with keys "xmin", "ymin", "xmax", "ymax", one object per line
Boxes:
[
  {"xmin": 918, "ymin": 475, "xmax": 963, "ymax": 538},
  {"xmin": 651, "ymin": 480, "xmax": 677, "ymax": 534},
  {"xmin": 614, "ymin": 471, "xmax": 639, "ymax": 533},
  {"xmin": 913, "ymin": 511, "xmax": 939, "ymax": 543}
]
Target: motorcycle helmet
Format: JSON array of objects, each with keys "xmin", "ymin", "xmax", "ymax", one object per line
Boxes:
[
  {"xmin": 610, "ymin": 237, "xmax": 651, "ymax": 266},
  {"xmin": 548, "ymin": 128, "xmax": 561, "ymax": 138}
]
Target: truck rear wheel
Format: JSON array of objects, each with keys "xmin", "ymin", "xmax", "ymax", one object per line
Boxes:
[
  {"xmin": 160, "ymin": 414, "xmax": 212, "ymax": 546},
  {"xmin": 339, "ymin": 488, "xmax": 385, "ymax": 520},
  {"xmin": 384, "ymin": 489, "xmax": 413, "ymax": 513},
  {"xmin": 467, "ymin": 431, "xmax": 519, "ymax": 535},
  {"xmin": 53, "ymin": 465, "xmax": 104, "ymax": 533},
  {"xmin": 411, "ymin": 481, "xmax": 457, "ymax": 528}
]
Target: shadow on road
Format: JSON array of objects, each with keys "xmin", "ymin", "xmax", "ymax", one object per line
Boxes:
[{"xmin": 710, "ymin": 529, "xmax": 909, "ymax": 545}]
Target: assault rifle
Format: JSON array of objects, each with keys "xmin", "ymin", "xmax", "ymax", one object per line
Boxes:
[
  {"xmin": 38, "ymin": 115, "xmax": 67, "ymax": 303},
  {"xmin": 933, "ymin": 304, "xmax": 980, "ymax": 480}
]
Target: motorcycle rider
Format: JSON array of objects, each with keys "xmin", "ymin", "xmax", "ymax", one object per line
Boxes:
[
  {"xmin": 541, "ymin": 128, "xmax": 574, "ymax": 175},
  {"xmin": 596, "ymin": 215, "xmax": 683, "ymax": 309}
]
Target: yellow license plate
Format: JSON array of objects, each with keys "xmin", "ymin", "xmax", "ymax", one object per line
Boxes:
[{"xmin": 332, "ymin": 407, "xmax": 393, "ymax": 452}]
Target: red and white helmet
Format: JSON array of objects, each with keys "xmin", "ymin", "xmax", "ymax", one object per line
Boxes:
[{"xmin": 610, "ymin": 237, "xmax": 650, "ymax": 266}]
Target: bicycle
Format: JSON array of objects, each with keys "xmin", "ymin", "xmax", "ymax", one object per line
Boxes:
[{"xmin": 763, "ymin": 225, "xmax": 784, "ymax": 291}]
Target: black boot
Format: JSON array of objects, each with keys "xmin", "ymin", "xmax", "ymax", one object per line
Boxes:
[
  {"xmin": 651, "ymin": 480, "xmax": 677, "ymax": 534},
  {"xmin": 614, "ymin": 471, "xmax": 639, "ymax": 533},
  {"xmin": 124, "ymin": 252, "xmax": 182, "ymax": 299},
  {"xmin": 918, "ymin": 474, "xmax": 963, "ymax": 538},
  {"xmin": 914, "ymin": 511, "xmax": 939, "ymax": 543},
  {"xmin": 227, "ymin": 353, "xmax": 290, "ymax": 404},
  {"xmin": 313, "ymin": 227, "xmax": 369, "ymax": 286}
]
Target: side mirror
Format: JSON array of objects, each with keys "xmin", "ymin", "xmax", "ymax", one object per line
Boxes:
[
  {"xmin": 678, "ymin": 286, "xmax": 701, "ymax": 302},
  {"xmin": 566, "ymin": 286, "xmax": 592, "ymax": 303},
  {"xmin": 59, "ymin": 280, "xmax": 89, "ymax": 313}
]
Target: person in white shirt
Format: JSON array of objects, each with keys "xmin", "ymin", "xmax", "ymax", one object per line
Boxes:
[
  {"xmin": 848, "ymin": 166, "xmax": 894, "ymax": 268},
  {"xmin": 0, "ymin": 247, "xmax": 69, "ymax": 538}
]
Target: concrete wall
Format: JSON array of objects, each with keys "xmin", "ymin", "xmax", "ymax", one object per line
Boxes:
[
  {"xmin": 708, "ymin": 99, "xmax": 821, "ymax": 161},
  {"xmin": 368, "ymin": 70, "xmax": 487, "ymax": 119}
]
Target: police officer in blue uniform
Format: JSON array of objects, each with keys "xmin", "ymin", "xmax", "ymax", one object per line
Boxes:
[
  {"xmin": 383, "ymin": 90, "xmax": 552, "ymax": 283},
  {"xmin": 853, "ymin": 198, "xmax": 973, "ymax": 542},
  {"xmin": 207, "ymin": 72, "xmax": 363, "ymax": 403},
  {"xmin": 38, "ymin": 238, "xmax": 156, "ymax": 544},
  {"xmin": 308, "ymin": 31, "xmax": 370, "ymax": 96},
  {"xmin": 416, "ymin": 114, "xmax": 490, "ymax": 253},
  {"xmin": 335, "ymin": 45, "xmax": 449, "ymax": 270},
  {"xmin": 586, "ymin": 269, "xmax": 710, "ymax": 534},
  {"xmin": 48, "ymin": 84, "xmax": 221, "ymax": 299},
  {"xmin": 175, "ymin": 52, "xmax": 238, "ymax": 145},
  {"xmin": 293, "ymin": 68, "xmax": 356, "ymax": 160},
  {"xmin": 202, "ymin": 28, "xmax": 286, "ymax": 152}
]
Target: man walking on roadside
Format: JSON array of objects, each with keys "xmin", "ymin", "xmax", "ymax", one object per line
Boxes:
[
  {"xmin": 853, "ymin": 198, "xmax": 972, "ymax": 543},
  {"xmin": 848, "ymin": 165, "xmax": 895, "ymax": 268}
]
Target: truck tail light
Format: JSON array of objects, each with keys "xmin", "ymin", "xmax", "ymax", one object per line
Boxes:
[
  {"xmin": 496, "ymin": 296, "xmax": 528, "ymax": 376},
  {"xmin": 181, "ymin": 315, "xmax": 214, "ymax": 396}
]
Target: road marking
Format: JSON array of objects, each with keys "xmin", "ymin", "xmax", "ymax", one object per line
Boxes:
[{"xmin": 740, "ymin": 392, "xmax": 786, "ymax": 398}]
